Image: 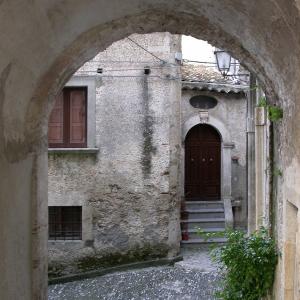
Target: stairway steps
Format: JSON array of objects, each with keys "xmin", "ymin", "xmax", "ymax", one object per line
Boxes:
[
  {"xmin": 184, "ymin": 201, "xmax": 224, "ymax": 210},
  {"xmin": 186, "ymin": 228, "xmax": 225, "ymax": 233},
  {"xmin": 181, "ymin": 222, "xmax": 225, "ymax": 232},
  {"xmin": 185, "ymin": 200, "xmax": 223, "ymax": 203},
  {"xmin": 184, "ymin": 208, "xmax": 224, "ymax": 213},
  {"xmin": 182, "ymin": 210, "xmax": 225, "ymax": 219},
  {"xmin": 181, "ymin": 237, "xmax": 227, "ymax": 245},
  {"xmin": 181, "ymin": 218, "xmax": 225, "ymax": 223},
  {"xmin": 181, "ymin": 199, "xmax": 226, "ymax": 246},
  {"xmin": 184, "ymin": 228, "xmax": 225, "ymax": 239}
]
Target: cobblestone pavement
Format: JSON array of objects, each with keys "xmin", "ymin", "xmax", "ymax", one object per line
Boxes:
[{"xmin": 48, "ymin": 248, "xmax": 221, "ymax": 300}]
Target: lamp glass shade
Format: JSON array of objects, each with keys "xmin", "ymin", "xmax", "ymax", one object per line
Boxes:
[{"xmin": 214, "ymin": 49, "xmax": 232, "ymax": 76}]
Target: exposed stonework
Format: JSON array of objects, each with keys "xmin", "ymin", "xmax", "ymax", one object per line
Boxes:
[{"xmin": 1, "ymin": 1, "xmax": 300, "ymax": 299}]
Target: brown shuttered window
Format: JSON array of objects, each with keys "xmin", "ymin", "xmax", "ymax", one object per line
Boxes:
[
  {"xmin": 48, "ymin": 87, "xmax": 87, "ymax": 148},
  {"xmin": 49, "ymin": 206, "xmax": 82, "ymax": 240},
  {"xmin": 48, "ymin": 92, "xmax": 64, "ymax": 145}
]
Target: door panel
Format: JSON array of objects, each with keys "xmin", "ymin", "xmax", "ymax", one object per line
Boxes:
[{"xmin": 185, "ymin": 124, "xmax": 221, "ymax": 200}]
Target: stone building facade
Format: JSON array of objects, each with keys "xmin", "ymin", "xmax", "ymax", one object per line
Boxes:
[
  {"xmin": 48, "ymin": 33, "xmax": 248, "ymax": 277},
  {"xmin": 48, "ymin": 33, "xmax": 182, "ymax": 277}
]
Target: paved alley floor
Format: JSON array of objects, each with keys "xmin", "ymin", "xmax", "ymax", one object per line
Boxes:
[{"xmin": 48, "ymin": 248, "xmax": 221, "ymax": 300}]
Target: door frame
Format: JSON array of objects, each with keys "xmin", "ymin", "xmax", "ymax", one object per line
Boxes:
[{"xmin": 181, "ymin": 115, "xmax": 234, "ymax": 203}]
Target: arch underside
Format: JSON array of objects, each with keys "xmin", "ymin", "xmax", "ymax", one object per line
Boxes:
[
  {"xmin": 1, "ymin": 1, "xmax": 299, "ymax": 162},
  {"xmin": 1, "ymin": 1, "xmax": 300, "ymax": 299}
]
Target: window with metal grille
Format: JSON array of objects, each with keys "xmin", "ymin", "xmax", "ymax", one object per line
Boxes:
[{"xmin": 49, "ymin": 206, "xmax": 82, "ymax": 240}]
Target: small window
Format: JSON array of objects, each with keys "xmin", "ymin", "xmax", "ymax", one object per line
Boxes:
[
  {"xmin": 49, "ymin": 206, "xmax": 82, "ymax": 240},
  {"xmin": 189, "ymin": 95, "xmax": 218, "ymax": 109},
  {"xmin": 48, "ymin": 87, "xmax": 87, "ymax": 148}
]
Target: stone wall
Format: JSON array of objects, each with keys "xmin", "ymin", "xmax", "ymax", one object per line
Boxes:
[{"xmin": 48, "ymin": 33, "xmax": 182, "ymax": 277}]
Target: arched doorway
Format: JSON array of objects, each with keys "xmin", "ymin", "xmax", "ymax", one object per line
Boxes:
[{"xmin": 185, "ymin": 124, "xmax": 221, "ymax": 201}]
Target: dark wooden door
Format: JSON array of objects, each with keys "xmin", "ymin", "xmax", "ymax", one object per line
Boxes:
[{"xmin": 185, "ymin": 124, "xmax": 221, "ymax": 200}]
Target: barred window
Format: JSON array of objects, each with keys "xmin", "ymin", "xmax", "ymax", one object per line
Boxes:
[{"xmin": 49, "ymin": 206, "xmax": 82, "ymax": 240}]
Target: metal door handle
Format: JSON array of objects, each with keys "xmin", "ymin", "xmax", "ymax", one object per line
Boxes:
[
  {"xmin": 209, "ymin": 158, "xmax": 213, "ymax": 162},
  {"xmin": 202, "ymin": 158, "xmax": 206, "ymax": 162}
]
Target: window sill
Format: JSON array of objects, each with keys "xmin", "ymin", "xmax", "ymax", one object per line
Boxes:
[{"xmin": 48, "ymin": 148, "xmax": 99, "ymax": 154}]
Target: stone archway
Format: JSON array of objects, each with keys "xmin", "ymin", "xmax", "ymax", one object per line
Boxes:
[{"xmin": 1, "ymin": 1, "xmax": 300, "ymax": 299}]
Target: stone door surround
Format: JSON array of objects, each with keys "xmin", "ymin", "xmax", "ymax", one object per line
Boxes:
[{"xmin": 182, "ymin": 114, "xmax": 234, "ymax": 227}]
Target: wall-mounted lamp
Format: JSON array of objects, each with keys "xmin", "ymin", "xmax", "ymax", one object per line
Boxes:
[{"xmin": 214, "ymin": 49, "xmax": 232, "ymax": 77}]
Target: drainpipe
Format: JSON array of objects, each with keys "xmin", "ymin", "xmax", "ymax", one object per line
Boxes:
[
  {"xmin": 255, "ymin": 90, "xmax": 270, "ymax": 229},
  {"xmin": 247, "ymin": 73, "xmax": 256, "ymax": 233},
  {"xmin": 223, "ymin": 142, "xmax": 234, "ymax": 229}
]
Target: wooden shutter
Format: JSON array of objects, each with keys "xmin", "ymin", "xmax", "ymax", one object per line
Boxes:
[
  {"xmin": 69, "ymin": 89, "xmax": 87, "ymax": 146},
  {"xmin": 48, "ymin": 92, "xmax": 64, "ymax": 146}
]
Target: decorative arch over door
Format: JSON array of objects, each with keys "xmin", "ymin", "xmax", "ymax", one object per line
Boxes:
[{"xmin": 185, "ymin": 124, "xmax": 221, "ymax": 200}]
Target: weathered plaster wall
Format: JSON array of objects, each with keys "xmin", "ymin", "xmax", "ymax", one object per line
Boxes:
[
  {"xmin": 1, "ymin": 1, "xmax": 300, "ymax": 299},
  {"xmin": 181, "ymin": 90, "xmax": 247, "ymax": 227},
  {"xmin": 48, "ymin": 33, "xmax": 182, "ymax": 276}
]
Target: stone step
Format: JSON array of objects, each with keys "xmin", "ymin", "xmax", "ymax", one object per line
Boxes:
[
  {"xmin": 180, "ymin": 218, "xmax": 226, "ymax": 230},
  {"xmin": 183, "ymin": 201, "xmax": 224, "ymax": 210},
  {"xmin": 185, "ymin": 198, "xmax": 222, "ymax": 202},
  {"xmin": 181, "ymin": 237, "xmax": 227, "ymax": 246},
  {"xmin": 183, "ymin": 228, "xmax": 226, "ymax": 239},
  {"xmin": 188, "ymin": 227, "xmax": 226, "ymax": 233},
  {"xmin": 181, "ymin": 209, "xmax": 225, "ymax": 219}
]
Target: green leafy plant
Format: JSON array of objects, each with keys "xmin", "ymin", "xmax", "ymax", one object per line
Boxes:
[
  {"xmin": 257, "ymin": 97, "xmax": 267, "ymax": 108},
  {"xmin": 257, "ymin": 97, "xmax": 283, "ymax": 122},
  {"xmin": 268, "ymin": 105, "xmax": 283, "ymax": 122},
  {"xmin": 273, "ymin": 166, "xmax": 283, "ymax": 177},
  {"xmin": 198, "ymin": 227, "xmax": 279, "ymax": 300}
]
